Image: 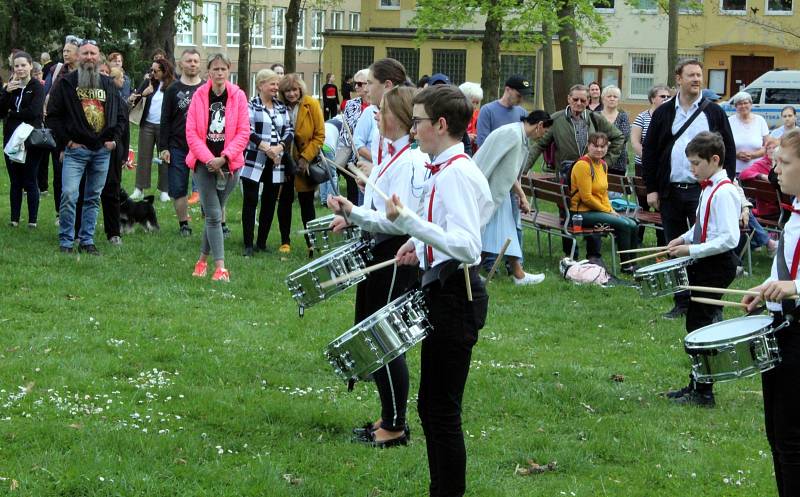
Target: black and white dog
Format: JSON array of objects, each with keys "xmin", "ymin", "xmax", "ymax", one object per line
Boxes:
[{"xmin": 119, "ymin": 189, "xmax": 160, "ymax": 233}]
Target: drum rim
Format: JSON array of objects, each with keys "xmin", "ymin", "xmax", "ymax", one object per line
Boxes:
[
  {"xmin": 326, "ymin": 290, "xmax": 426, "ymax": 346},
  {"xmin": 634, "ymin": 256, "xmax": 693, "ymax": 275},
  {"xmin": 287, "ymin": 240, "xmax": 365, "ymax": 275},
  {"xmin": 684, "ymin": 315, "xmax": 775, "ymax": 346}
]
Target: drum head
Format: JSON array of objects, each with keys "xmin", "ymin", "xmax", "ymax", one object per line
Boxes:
[
  {"xmin": 635, "ymin": 256, "xmax": 692, "ymax": 275},
  {"xmin": 686, "ymin": 315, "xmax": 774, "ymax": 346}
]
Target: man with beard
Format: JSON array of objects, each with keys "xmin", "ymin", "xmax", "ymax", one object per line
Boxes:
[
  {"xmin": 46, "ymin": 40, "xmax": 125, "ymax": 255},
  {"xmin": 159, "ymin": 48, "xmax": 205, "ymax": 236}
]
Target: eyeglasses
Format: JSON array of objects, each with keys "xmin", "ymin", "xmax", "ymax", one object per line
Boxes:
[
  {"xmin": 655, "ymin": 94, "xmax": 671, "ymax": 99},
  {"xmin": 570, "ymin": 98, "xmax": 588, "ymax": 103},
  {"xmin": 354, "ymin": 81, "xmax": 366, "ymax": 87},
  {"xmin": 411, "ymin": 117, "xmax": 436, "ymax": 130},
  {"xmin": 79, "ymin": 39, "xmax": 98, "ymax": 47}
]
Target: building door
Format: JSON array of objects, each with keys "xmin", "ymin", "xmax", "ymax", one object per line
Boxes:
[{"xmin": 730, "ymin": 56, "xmax": 774, "ymax": 95}]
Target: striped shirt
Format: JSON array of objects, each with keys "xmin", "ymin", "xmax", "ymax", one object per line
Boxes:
[
  {"xmin": 243, "ymin": 95, "xmax": 294, "ymax": 184},
  {"xmin": 632, "ymin": 110, "xmax": 651, "ymax": 166}
]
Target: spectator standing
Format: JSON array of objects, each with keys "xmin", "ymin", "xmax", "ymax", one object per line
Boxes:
[
  {"xmin": 186, "ymin": 54, "xmax": 250, "ymax": 281},
  {"xmin": 158, "ymin": 49, "xmax": 205, "ymax": 237},
  {"xmin": 31, "ymin": 63, "xmax": 43, "ymax": 84},
  {"xmin": 279, "ymin": 73, "xmax": 325, "ymax": 258},
  {"xmin": 340, "ymin": 74, "xmax": 353, "ymax": 103},
  {"xmin": 459, "ymin": 81, "xmax": 483, "ymax": 154},
  {"xmin": 40, "ymin": 52, "xmax": 54, "ymax": 79},
  {"xmin": 129, "ymin": 58, "xmax": 175, "ymax": 202},
  {"xmin": 476, "ymin": 75, "xmax": 530, "ymax": 147},
  {"xmin": 770, "ymin": 106, "xmax": 797, "ymax": 139},
  {"xmin": 241, "ymin": 69, "xmax": 294, "ymax": 256},
  {"xmin": 319, "ymin": 116, "xmax": 342, "ymax": 206},
  {"xmin": 46, "ymin": 40, "xmax": 126, "ymax": 255},
  {"xmin": 321, "ymin": 73, "xmax": 339, "ymax": 120},
  {"xmin": 270, "ymin": 63, "xmax": 285, "ymax": 77},
  {"xmin": 334, "ymin": 68, "xmax": 369, "ymax": 204},
  {"xmin": 728, "ymin": 91, "xmax": 768, "ymax": 174},
  {"xmin": 1, "ymin": 51, "xmax": 45, "ymax": 228},
  {"xmin": 587, "ymin": 81, "xmax": 603, "ymax": 111},
  {"xmin": 599, "ymin": 85, "xmax": 631, "ymax": 174},
  {"xmin": 107, "ymin": 52, "xmax": 131, "ymax": 101}
]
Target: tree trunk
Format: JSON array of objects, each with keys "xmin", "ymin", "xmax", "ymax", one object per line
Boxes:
[
  {"xmin": 139, "ymin": 0, "xmax": 180, "ymax": 70},
  {"xmin": 667, "ymin": 0, "xmax": 679, "ymax": 85},
  {"xmin": 7, "ymin": 1, "xmax": 21, "ymax": 51},
  {"xmin": 479, "ymin": 0, "xmax": 502, "ymax": 102},
  {"xmin": 238, "ymin": 0, "xmax": 252, "ymax": 95},
  {"xmin": 541, "ymin": 23, "xmax": 556, "ymax": 114},
  {"xmin": 284, "ymin": 0, "xmax": 301, "ymax": 73},
  {"xmin": 557, "ymin": 0, "xmax": 581, "ymax": 87}
]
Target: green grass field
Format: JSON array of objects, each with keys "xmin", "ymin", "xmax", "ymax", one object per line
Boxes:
[{"xmin": 0, "ymin": 133, "xmax": 780, "ymax": 496}]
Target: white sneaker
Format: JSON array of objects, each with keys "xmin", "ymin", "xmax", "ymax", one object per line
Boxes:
[
  {"xmin": 513, "ymin": 272, "xmax": 545, "ymax": 285},
  {"xmin": 130, "ymin": 188, "xmax": 144, "ymax": 200},
  {"xmin": 159, "ymin": 191, "xmax": 170, "ymax": 202}
]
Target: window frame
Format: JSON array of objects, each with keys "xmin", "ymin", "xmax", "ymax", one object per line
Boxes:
[
  {"xmin": 331, "ymin": 11, "xmax": 344, "ymax": 30},
  {"xmin": 593, "ymin": 0, "xmax": 616, "ymax": 13},
  {"xmin": 581, "ymin": 65, "xmax": 623, "ymax": 92},
  {"xmin": 431, "ymin": 48, "xmax": 467, "ymax": 85},
  {"xmin": 312, "ymin": 72, "xmax": 322, "ymax": 98},
  {"xmin": 296, "ymin": 9, "xmax": 306, "ymax": 49},
  {"xmin": 271, "ymin": 6, "xmax": 286, "ymax": 48},
  {"xmin": 628, "ymin": 53, "xmax": 656, "ymax": 100},
  {"xmin": 349, "ymin": 12, "xmax": 361, "ymax": 31},
  {"xmin": 765, "ymin": 0, "xmax": 794, "ymax": 14},
  {"xmin": 202, "ymin": 1, "xmax": 221, "ymax": 46},
  {"xmin": 378, "ymin": 0, "xmax": 401, "ymax": 10},
  {"xmin": 632, "ymin": 0, "xmax": 659, "ymax": 12},
  {"xmin": 226, "ymin": 3, "xmax": 239, "ymax": 47},
  {"xmin": 252, "ymin": 7, "xmax": 265, "ymax": 47},
  {"xmin": 719, "ymin": 0, "xmax": 746, "ymax": 14},
  {"xmin": 311, "ymin": 10, "xmax": 325, "ymax": 49},
  {"xmin": 176, "ymin": 2, "xmax": 195, "ymax": 46}
]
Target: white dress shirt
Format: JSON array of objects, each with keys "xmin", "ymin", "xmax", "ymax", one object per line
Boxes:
[
  {"xmin": 681, "ymin": 169, "xmax": 741, "ymax": 259},
  {"xmin": 349, "ymin": 134, "xmax": 428, "ymax": 235},
  {"xmin": 670, "ymin": 93, "xmax": 710, "ymax": 183},
  {"xmin": 393, "ymin": 142, "xmax": 493, "ymax": 268},
  {"xmin": 764, "ymin": 198, "xmax": 800, "ymax": 312}
]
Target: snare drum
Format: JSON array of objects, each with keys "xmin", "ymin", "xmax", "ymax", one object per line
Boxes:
[
  {"xmin": 684, "ymin": 315, "xmax": 780, "ymax": 383},
  {"xmin": 326, "ymin": 291, "xmax": 431, "ymax": 383},
  {"xmin": 285, "ymin": 240, "xmax": 372, "ymax": 310},
  {"xmin": 305, "ymin": 214, "xmax": 362, "ymax": 254},
  {"xmin": 634, "ymin": 256, "xmax": 693, "ymax": 298}
]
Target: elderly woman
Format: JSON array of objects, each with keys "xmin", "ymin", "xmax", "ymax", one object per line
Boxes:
[
  {"xmin": 186, "ymin": 53, "xmax": 250, "ymax": 281},
  {"xmin": 241, "ymin": 69, "xmax": 294, "ymax": 257},
  {"xmin": 570, "ymin": 132, "xmax": 639, "ymax": 271},
  {"xmin": 729, "ymin": 91, "xmax": 769, "ymax": 174},
  {"xmin": 600, "ymin": 85, "xmax": 630, "ymax": 174},
  {"xmin": 587, "ymin": 81, "xmax": 603, "ymax": 111},
  {"xmin": 335, "ymin": 68, "xmax": 370, "ymax": 204},
  {"xmin": 459, "ymin": 81, "xmax": 483, "ymax": 154},
  {"xmin": 279, "ymin": 73, "xmax": 325, "ymax": 257},
  {"xmin": 771, "ymin": 106, "xmax": 797, "ymax": 139},
  {"xmin": 0, "ymin": 51, "xmax": 45, "ymax": 228}
]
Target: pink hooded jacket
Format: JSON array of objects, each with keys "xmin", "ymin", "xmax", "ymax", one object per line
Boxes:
[{"xmin": 185, "ymin": 80, "xmax": 250, "ymax": 171}]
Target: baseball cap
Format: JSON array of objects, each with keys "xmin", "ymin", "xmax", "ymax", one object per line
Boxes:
[
  {"xmin": 521, "ymin": 110, "xmax": 553, "ymax": 126},
  {"xmin": 701, "ymin": 89, "xmax": 721, "ymax": 101},
  {"xmin": 428, "ymin": 73, "xmax": 451, "ymax": 85},
  {"xmin": 506, "ymin": 75, "xmax": 533, "ymax": 96}
]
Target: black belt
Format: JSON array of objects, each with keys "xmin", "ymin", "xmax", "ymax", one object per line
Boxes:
[
  {"xmin": 422, "ymin": 260, "xmax": 479, "ymax": 289},
  {"xmin": 670, "ymin": 182, "xmax": 699, "ymax": 189}
]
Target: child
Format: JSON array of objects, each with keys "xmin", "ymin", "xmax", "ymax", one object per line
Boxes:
[
  {"xmin": 665, "ymin": 131, "xmax": 741, "ymax": 407},
  {"xmin": 742, "ymin": 129, "xmax": 800, "ymax": 497},
  {"xmin": 385, "ymin": 85, "xmax": 493, "ymax": 497}
]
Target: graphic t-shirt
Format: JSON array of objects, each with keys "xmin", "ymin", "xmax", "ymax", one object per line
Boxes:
[
  {"xmin": 160, "ymin": 80, "xmax": 204, "ymax": 151},
  {"xmin": 206, "ymin": 88, "xmax": 227, "ymax": 158},
  {"xmin": 76, "ymin": 87, "xmax": 107, "ymax": 133}
]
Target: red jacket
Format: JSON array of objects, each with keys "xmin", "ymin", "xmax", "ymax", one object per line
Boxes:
[{"xmin": 739, "ymin": 155, "xmax": 779, "ymax": 217}]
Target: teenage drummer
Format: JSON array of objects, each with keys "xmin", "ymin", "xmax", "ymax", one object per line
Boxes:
[
  {"xmin": 665, "ymin": 131, "xmax": 742, "ymax": 407},
  {"xmin": 327, "ymin": 84, "xmax": 428, "ymax": 447},
  {"xmin": 742, "ymin": 129, "xmax": 800, "ymax": 497},
  {"xmin": 384, "ymin": 85, "xmax": 492, "ymax": 497}
]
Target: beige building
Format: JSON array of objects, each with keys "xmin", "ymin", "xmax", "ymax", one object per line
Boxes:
[{"xmin": 174, "ymin": 0, "xmax": 362, "ymax": 96}]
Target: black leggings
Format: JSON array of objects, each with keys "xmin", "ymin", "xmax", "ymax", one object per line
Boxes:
[
  {"xmin": 6, "ymin": 148, "xmax": 43, "ymax": 224},
  {"xmin": 297, "ymin": 189, "xmax": 316, "ymax": 248},
  {"xmin": 241, "ymin": 178, "xmax": 293, "ymax": 248}
]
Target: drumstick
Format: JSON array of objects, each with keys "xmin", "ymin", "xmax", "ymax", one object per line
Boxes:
[
  {"xmin": 486, "ymin": 238, "xmax": 512, "ymax": 283},
  {"xmin": 617, "ymin": 246, "xmax": 668, "ymax": 255},
  {"xmin": 320, "ymin": 154, "xmax": 358, "ymax": 180},
  {"xmin": 464, "ymin": 266, "xmax": 473, "ymax": 302},
  {"xmin": 620, "ymin": 250, "xmax": 670, "ymax": 265},
  {"xmin": 680, "ymin": 285, "xmax": 761, "ymax": 297},
  {"xmin": 341, "ymin": 118, "xmax": 360, "ymax": 158},
  {"xmin": 346, "ymin": 164, "xmax": 411, "ymax": 217},
  {"xmin": 690, "ymin": 297, "xmax": 747, "ymax": 309},
  {"xmin": 319, "ymin": 258, "xmax": 397, "ymax": 289}
]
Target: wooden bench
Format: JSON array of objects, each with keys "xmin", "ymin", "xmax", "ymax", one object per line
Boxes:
[
  {"xmin": 740, "ymin": 178, "xmax": 783, "ymax": 234},
  {"xmin": 630, "ymin": 176, "xmax": 664, "ymax": 237}
]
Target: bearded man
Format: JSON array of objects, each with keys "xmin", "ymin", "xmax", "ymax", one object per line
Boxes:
[{"xmin": 46, "ymin": 39, "xmax": 125, "ymax": 255}]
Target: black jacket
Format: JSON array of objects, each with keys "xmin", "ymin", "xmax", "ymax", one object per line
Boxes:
[
  {"xmin": 0, "ymin": 78, "xmax": 45, "ymax": 145},
  {"xmin": 46, "ymin": 70, "xmax": 126, "ymax": 151},
  {"xmin": 642, "ymin": 96, "xmax": 736, "ymax": 197}
]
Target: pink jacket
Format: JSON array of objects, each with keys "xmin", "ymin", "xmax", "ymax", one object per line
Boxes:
[
  {"xmin": 185, "ymin": 80, "xmax": 250, "ymax": 171},
  {"xmin": 740, "ymin": 155, "xmax": 779, "ymax": 217}
]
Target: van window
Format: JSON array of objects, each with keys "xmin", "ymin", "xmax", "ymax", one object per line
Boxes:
[
  {"xmin": 745, "ymin": 87, "xmax": 762, "ymax": 104},
  {"xmin": 765, "ymin": 88, "xmax": 800, "ymax": 105}
]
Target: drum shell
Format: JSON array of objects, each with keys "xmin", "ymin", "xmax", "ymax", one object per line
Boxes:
[
  {"xmin": 285, "ymin": 241, "xmax": 371, "ymax": 308},
  {"xmin": 634, "ymin": 257, "xmax": 692, "ymax": 298},
  {"xmin": 306, "ymin": 214, "xmax": 362, "ymax": 254}
]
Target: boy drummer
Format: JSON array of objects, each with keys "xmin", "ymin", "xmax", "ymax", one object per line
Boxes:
[
  {"xmin": 385, "ymin": 85, "xmax": 493, "ymax": 497},
  {"xmin": 665, "ymin": 131, "xmax": 741, "ymax": 407},
  {"xmin": 743, "ymin": 129, "xmax": 800, "ymax": 496}
]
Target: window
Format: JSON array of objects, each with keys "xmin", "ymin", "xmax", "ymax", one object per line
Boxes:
[
  {"xmin": 765, "ymin": 88, "xmax": 800, "ymax": 104},
  {"xmin": 679, "ymin": 0, "xmax": 703, "ymax": 13},
  {"xmin": 202, "ymin": 2, "xmax": 220, "ymax": 46},
  {"xmin": 432, "ymin": 49, "xmax": 466, "ymax": 85},
  {"xmin": 379, "ymin": 0, "xmax": 401, "ymax": 8},
  {"xmin": 252, "ymin": 7, "xmax": 265, "ymax": 47},
  {"xmin": 176, "ymin": 2, "xmax": 194, "ymax": 46},
  {"xmin": 342, "ymin": 45, "xmax": 374, "ymax": 81},
  {"xmin": 349, "ymin": 12, "xmax": 361, "ymax": 31},
  {"xmin": 229, "ymin": 72, "xmax": 238, "ymax": 84},
  {"xmin": 387, "ymin": 48, "xmax": 420, "ymax": 81},
  {"xmin": 581, "ymin": 65, "xmax": 622, "ymax": 90},
  {"xmin": 296, "ymin": 9, "xmax": 306, "ymax": 48},
  {"xmin": 720, "ymin": 0, "xmax": 745, "ymax": 12},
  {"xmin": 271, "ymin": 7, "xmax": 286, "ymax": 48},
  {"xmin": 629, "ymin": 53, "xmax": 655, "ymax": 99},
  {"xmin": 766, "ymin": 0, "xmax": 793, "ymax": 14},
  {"xmin": 226, "ymin": 4, "xmax": 239, "ymax": 46},
  {"xmin": 311, "ymin": 10, "xmax": 325, "ymax": 49},
  {"xmin": 331, "ymin": 11, "xmax": 344, "ymax": 30},
  {"xmin": 744, "ymin": 87, "xmax": 763, "ymax": 103},
  {"xmin": 634, "ymin": 0, "xmax": 659, "ymax": 11},
  {"xmin": 500, "ymin": 55, "xmax": 536, "ymax": 97},
  {"xmin": 593, "ymin": 0, "xmax": 615, "ymax": 11},
  {"xmin": 312, "ymin": 72, "xmax": 322, "ymax": 98}
]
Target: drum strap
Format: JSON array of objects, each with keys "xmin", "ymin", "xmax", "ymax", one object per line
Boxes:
[
  {"xmin": 776, "ymin": 233, "xmax": 800, "ymax": 315},
  {"xmin": 692, "ymin": 180, "xmax": 732, "ymax": 243}
]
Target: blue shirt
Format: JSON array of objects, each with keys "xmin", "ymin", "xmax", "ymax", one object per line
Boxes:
[
  {"xmin": 476, "ymin": 100, "xmax": 527, "ymax": 147},
  {"xmin": 353, "ymin": 105, "xmax": 378, "ymax": 158}
]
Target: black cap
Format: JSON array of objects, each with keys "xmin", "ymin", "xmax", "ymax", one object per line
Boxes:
[
  {"xmin": 505, "ymin": 75, "xmax": 533, "ymax": 96},
  {"xmin": 522, "ymin": 110, "xmax": 553, "ymax": 126},
  {"xmin": 428, "ymin": 73, "xmax": 451, "ymax": 85}
]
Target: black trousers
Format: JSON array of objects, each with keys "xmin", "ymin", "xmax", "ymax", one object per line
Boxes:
[
  {"xmin": 661, "ymin": 183, "xmax": 700, "ymax": 309},
  {"xmin": 685, "ymin": 250, "xmax": 738, "ymax": 393},
  {"xmin": 37, "ymin": 149, "xmax": 49, "ymax": 192},
  {"xmin": 764, "ymin": 315, "xmax": 800, "ymax": 497},
  {"xmin": 344, "ymin": 173, "xmax": 360, "ymax": 205},
  {"xmin": 75, "ymin": 153, "xmax": 122, "ymax": 240},
  {"xmin": 354, "ymin": 235, "xmax": 419, "ymax": 432},
  {"xmin": 324, "ymin": 102, "xmax": 339, "ymax": 120},
  {"xmin": 6, "ymin": 148, "xmax": 43, "ymax": 224},
  {"xmin": 241, "ymin": 178, "xmax": 293, "ymax": 248},
  {"xmin": 296, "ymin": 189, "xmax": 316, "ymax": 249},
  {"xmin": 419, "ymin": 266, "xmax": 488, "ymax": 497}
]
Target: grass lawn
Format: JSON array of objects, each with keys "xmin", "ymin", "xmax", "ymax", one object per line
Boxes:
[{"xmin": 0, "ymin": 129, "xmax": 779, "ymax": 496}]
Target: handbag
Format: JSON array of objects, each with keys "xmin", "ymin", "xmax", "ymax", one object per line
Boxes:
[
  {"xmin": 26, "ymin": 126, "xmax": 57, "ymax": 150},
  {"xmin": 128, "ymin": 97, "xmax": 144, "ymax": 125},
  {"xmin": 307, "ymin": 154, "xmax": 330, "ymax": 185}
]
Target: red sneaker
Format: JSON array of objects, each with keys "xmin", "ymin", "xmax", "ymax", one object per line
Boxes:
[
  {"xmin": 192, "ymin": 260, "xmax": 208, "ymax": 277},
  {"xmin": 211, "ymin": 267, "xmax": 230, "ymax": 282}
]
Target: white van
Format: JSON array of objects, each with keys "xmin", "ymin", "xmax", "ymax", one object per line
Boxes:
[{"xmin": 720, "ymin": 70, "xmax": 800, "ymax": 128}]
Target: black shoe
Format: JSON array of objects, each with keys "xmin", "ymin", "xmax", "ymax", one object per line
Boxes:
[
  {"xmin": 671, "ymin": 390, "xmax": 715, "ymax": 407},
  {"xmin": 308, "ymin": 248, "xmax": 315, "ymax": 259},
  {"xmin": 662, "ymin": 306, "xmax": 687, "ymax": 320},
  {"xmin": 78, "ymin": 244, "xmax": 100, "ymax": 256},
  {"xmin": 254, "ymin": 244, "xmax": 267, "ymax": 253},
  {"xmin": 663, "ymin": 385, "xmax": 693, "ymax": 399},
  {"xmin": 222, "ymin": 225, "xmax": 231, "ymax": 239},
  {"xmin": 179, "ymin": 224, "xmax": 192, "ymax": 237},
  {"xmin": 59, "ymin": 246, "xmax": 74, "ymax": 254},
  {"xmin": 243, "ymin": 246, "xmax": 254, "ymax": 257},
  {"xmin": 355, "ymin": 431, "xmax": 409, "ymax": 448},
  {"xmin": 588, "ymin": 256, "xmax": 605, "ymax": 268},
  {"xmin": 352, "ymin": 421, "xmax": 375, "ymax": 438},
  {"xmin": 620, "ymin": 263, "xmax": 639, "ymax": 275}
]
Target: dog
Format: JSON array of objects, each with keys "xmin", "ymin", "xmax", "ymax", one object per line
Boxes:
[{"xmin": 120, "ymin": 189, "xmax": 160, "ymax": 234}]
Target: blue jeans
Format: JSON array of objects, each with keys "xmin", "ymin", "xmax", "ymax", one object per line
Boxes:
[
  {"xmin": 318, "ymin": 150, "xmax": 339, "ymax": 206},
  {"xmin": 749, "ymin": 215, "xmax": 771, "ymax": 249},
  {"xmin": 59, "ymin": 147, "xmax": 111, "ymax": 248}
]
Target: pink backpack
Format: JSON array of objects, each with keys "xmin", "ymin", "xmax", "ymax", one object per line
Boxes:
[{"xmin": 560, "ymin": 258, "xmax": 611, "ymax": 286}]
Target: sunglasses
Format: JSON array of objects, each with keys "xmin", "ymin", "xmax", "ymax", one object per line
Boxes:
[
  {"xmin": 79, "ymin": 39, "xmax": 98, "ymax": 47},
  {"xmin": 65, "ymin": 35, "xmax": 82, "ymax": 46},
  {"xmin": 354, "ymin": 81, "xmax": 367, "ymax": 87}
]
